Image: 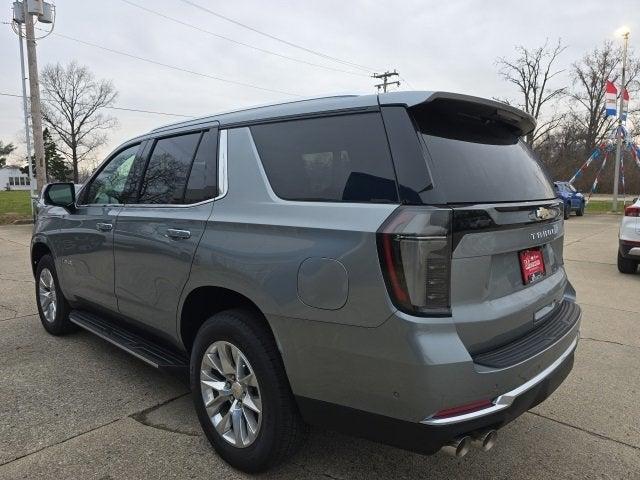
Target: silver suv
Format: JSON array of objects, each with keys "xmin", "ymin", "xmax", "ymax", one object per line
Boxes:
[{"xmin": 32, "ymin": 92, "xmax": 580, "ymax": 472}]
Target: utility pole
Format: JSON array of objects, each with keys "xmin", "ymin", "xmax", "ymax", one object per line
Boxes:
[
  {"xmin": 373, "ymin": 70, "xmax": 400, "ymax": 93},
  {"xmin": 12, "ymin": 1, "xmax": 55, "ymax": 195},
  {"xmin": 17, "ymin": 21, "xmax": 34, "ymax": 214},
  {"xmin": 24, "ymin": 1, "xmax": 46, "ymax": 192},
  {"xmin": 612, "ymin": 28, "xmax": 630, "ymax": 212}
]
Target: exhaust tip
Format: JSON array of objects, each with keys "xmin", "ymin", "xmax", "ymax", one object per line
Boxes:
[
  {"xmin": 441, "ymin": 436, "xmax": 471, "ymax": 458},
  {"xmin": 471, "ymin": 430, "xmax": 497, "ymax": 452}
]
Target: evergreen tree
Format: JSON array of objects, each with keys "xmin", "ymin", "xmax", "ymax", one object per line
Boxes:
[
  {"xmin": 0, "ymin": 141, "xmax": 16, "ymax": 168},
  {"xmin": 22, "ymin": 129, "xmax": 73, "ymax": 181}
]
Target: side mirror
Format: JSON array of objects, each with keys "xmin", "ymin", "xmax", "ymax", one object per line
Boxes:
[{"xmin": 43, "ymin": 182, "xmax": 76, "ymax": 210}]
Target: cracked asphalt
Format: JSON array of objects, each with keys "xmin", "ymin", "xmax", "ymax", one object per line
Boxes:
[{"xmin": 1, "ymin": 216, "xmax": 639, "ymax": 479}]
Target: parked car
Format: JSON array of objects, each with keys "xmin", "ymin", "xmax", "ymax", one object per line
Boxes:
[
  {"xmin": 618, "ymin": 198, "xmax": 640, "ymax": 273},
  {"xmin": 554, "ymin": 181, "xmax": 585, "ymax": 219},
  {"xmin": 31, "ymin": 91, "xmax": 581, "ymax": 472}
]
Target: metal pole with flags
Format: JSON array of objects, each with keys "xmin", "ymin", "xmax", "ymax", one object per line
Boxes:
[{"xmin": 613, "ymin": 28, "xmax": 630, "ymax": 212}]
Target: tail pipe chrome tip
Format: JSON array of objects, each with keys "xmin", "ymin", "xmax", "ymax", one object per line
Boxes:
[
  {"xmin": 471, "ymin": 430, "xmax": 497, "ymax": 452},
  {"xmin": 441, "ymin": 436, "xmax": 471, "ymax": 458}
]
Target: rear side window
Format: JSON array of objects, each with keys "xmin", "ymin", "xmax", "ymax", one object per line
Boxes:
[
  {"xmin": 250, "ymin": 113, "xmax": 398, "ymax": 203},
  {"xmin": 184, "ymin": 129, "xmax": 218, "ymax": 203},
  {"xmin": 413, "ymin": 101, "xmax": 555, "ymax": 203},
  {"xmin": 138, "ymin": 132, "xmax": 201, "ymax": 204}
]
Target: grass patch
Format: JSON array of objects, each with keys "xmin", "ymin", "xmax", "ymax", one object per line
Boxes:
[
  {"xmin": 585, "ymin": 200, "xmax": 627, "ymax": 214},
  {"xmin": 0, "ymin": 190, "xmax": 33, "ymax": 224}
]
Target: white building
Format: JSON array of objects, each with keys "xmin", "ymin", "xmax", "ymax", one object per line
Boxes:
[{"xmin": 0, "ymin": 166, "xmax": 36, "ymax": 191}]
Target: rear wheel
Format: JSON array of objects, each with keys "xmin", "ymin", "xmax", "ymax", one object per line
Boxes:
[
  {"xmin": 190, "ymin": 309, "xmax": 305, "ymax": 472},
  {"xmin": 35, "ymin": 255, "xmax": 76, "ymax": 335},
  {"xmin": 618, "ymin": 251, "xmax": 638, "ymax": 274},
  {"xmin": 564, "ymin": 203, "xmax": 571, "ymax": 219}
]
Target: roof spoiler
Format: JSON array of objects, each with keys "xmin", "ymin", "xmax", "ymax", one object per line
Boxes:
[{"xmin": 379, "ymin": 91, "xmax": 536, "ymax": 138}]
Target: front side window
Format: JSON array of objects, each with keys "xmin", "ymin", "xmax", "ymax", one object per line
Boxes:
[
  {"xmin": 250, "ymin": 113, "xmax": 398, "ymax": 203},
  {"xmin": 83, "ymin": 144, "xmax": 140, "ymax": 204},
  {"xmin": 138, "ymin": 133, "xmax": 201, "ymax": 204}
]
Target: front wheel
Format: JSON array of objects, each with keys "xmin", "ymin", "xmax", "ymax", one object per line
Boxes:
[
  {"xmin": 564, "ymin": 203, "xmax": 571, "ymax": 219},
  {"xmin": 191, "ymin": 309, "xmax": 306, "ymax": 473},
  {"xmin": 618, "ymin": 251, "xmax": 638, "ymax": 274},
  {"xmin": 576, "ymin": 202, "xmax": 585, "ymax": 216},
  {"xmin": 35, "ymin": 254, "xmax": 76, "ymax": 335}
]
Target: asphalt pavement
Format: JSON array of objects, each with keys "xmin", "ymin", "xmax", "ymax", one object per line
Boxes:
[{"xmin": 0, "ymin": 215, "xmax": 638, "ymax": 479}]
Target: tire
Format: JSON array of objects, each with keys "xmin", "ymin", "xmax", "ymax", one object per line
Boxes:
[
  {"xmin": 617, "ymin": 251, "xmax": 638, "ymax": 274},
  {"xmin": 564, "ymin": 203, "xmax": 571, "ymax": 220},
  {"xmin": 576, "ymin": 202, "xmax": 585, "ymax": 216},
  {"xmin": 35, "ymin": 254, "xmax": 76, "ymax": 335},
  {"xmin": 190, "ymin": 309, "xmax": 306, "ymax": 473}
]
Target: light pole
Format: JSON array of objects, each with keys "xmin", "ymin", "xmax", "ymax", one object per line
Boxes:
[
  {"xmin": 612, "ymin": 26, "xmax": 630, "ymax": 212},
  {"xmin": 11, "ymin": 0, "xmax": 55, "ymax": 199}
]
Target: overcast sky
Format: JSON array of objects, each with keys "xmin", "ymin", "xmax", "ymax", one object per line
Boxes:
[{"xmin": 1, "ymin": 0, "xmax": 637, "ymax": 169}]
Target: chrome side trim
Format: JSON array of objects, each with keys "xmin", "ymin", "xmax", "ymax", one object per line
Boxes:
[
  {"xmin": 216, "ymin": 129, "xmax": 228, "ymax": 200},
  {"xmin": 421, "ymin": 335, "xmax": 578, "ymax": 426}
]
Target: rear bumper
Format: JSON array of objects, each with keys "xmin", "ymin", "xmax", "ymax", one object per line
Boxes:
[
  {"xmin": 296, "ymin": 339, "xmax": 575, "ymax": 454},
  {"xmin": 273, "ymin": 288, "xmax": 580, "ymax": 452},
  {"xmin": 619, "ymin": 240, "xmax": 640, "ymax": 258},
  {"xmin": 422, "ymin": 335, "xmax": 576, "ymax": 425}
]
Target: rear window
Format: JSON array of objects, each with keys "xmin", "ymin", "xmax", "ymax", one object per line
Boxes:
[
  {"xmin": 185, "ymin": 129, "xmax": 218, "ymax": 203},
  {"xmin": 250, "ymin": 113, "xmax": 398, "ymax": 203},
  {"xmin": 138, "ymin": 132, "xmax": 201, "ymax": 204},
  {"xmin": 413, "ymin": 103, "xmax": 555, "ymax": 203}
]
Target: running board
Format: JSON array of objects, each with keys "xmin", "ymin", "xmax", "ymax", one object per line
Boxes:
[{"xmin": 69, "ymin": 310, "xmax": 188, "ymax": 372}]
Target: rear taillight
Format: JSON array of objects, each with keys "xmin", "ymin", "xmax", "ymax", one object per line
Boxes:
[
  {"xmin": 377, "ymin": 206, "xmax": 452, "ymax": 316},
  {"xmin": 625, "ymin": 206, "xmax": 640, "ymax": 217}
]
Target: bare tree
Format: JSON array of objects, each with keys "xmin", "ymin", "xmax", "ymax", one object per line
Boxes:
[
  {"xmin": 569, "ymin": 41, "xmax": 640, "ymax": 155},
  {"xmin": 497, "ymin": 39, "xmax": 567, "ymax": 146},
  {"xmin": 40, "ymin": 61, "xmax": 118, "ymax": 182}
]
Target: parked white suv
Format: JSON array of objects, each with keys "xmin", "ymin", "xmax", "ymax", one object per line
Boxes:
[{"xmin": 618, "ymin": 199, "xmax": 640, "ymax": 273}]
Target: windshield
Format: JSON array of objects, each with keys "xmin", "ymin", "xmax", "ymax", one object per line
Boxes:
[{"xmin": 412, "ymin": 103, "xmax": 555, "ymax": 204}]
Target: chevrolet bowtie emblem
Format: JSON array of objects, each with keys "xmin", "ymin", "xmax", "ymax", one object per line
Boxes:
[{"xmin": 532, "ymin": 207, "xmax": 555, "ymax": 221}]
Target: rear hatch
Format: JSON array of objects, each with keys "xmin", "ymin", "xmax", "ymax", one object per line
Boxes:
[{"xmin": 380, "ymin": 95, "xmax": 567, "ymax": 354}]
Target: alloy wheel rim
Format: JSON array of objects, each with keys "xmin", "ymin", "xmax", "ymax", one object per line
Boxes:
[
  {"xmin": 38, "ymin": 268, "xmax": 57, "ymax": 323},
  {"xmin": 200, "ymin": 340, "xmax": 262, "ymax": 448}
]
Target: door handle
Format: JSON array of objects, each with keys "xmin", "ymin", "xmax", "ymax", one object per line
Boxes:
[
  {"xmin": 96, "ymin": 222, "xmax": 113, "ymax": 232},
  {"xmin": 166, "ymin": 228, "xmax": 191, "ymax": 240}
]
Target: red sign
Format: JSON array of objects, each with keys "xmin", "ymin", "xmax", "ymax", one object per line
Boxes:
[{"xmin": 519, "ymin": 248, "xmax": 546, "ymax": 284}]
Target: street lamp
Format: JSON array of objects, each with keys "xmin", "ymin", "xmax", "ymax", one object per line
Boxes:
[
  {"xmin": 612, "ymin": 26, "xmax": 630, "ymax": 212},
  {"xmin": 615, "ymin": 25, "xmax": 631, "ymax": 38}
]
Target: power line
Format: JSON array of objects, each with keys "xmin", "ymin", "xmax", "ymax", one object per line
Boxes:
[
  {"xmin": 119, "ymin": 0, "xmax": 369, "ymax": 78},
  {"xmin": 177, "ymin": 0, "xmax": 380, "ymax": 73},
  {"xmin": 399, "ymin": 76, "xmax": 417, "ymax": 90},
  {"xmin": 0, "ymin": 91, "xmax": 195, "ymax": 118},
  {"xmin": 43, "ymin": 30, "xmax": 302, "ymax": 98}
]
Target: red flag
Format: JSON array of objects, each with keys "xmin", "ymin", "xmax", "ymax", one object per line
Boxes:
[{"xmin": 605, "ymin": 81, "xmax": 617, "ymax": 115}]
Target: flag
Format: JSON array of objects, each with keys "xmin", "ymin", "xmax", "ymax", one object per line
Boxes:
[
  {"xmin": 605, "ymin": 81, "xmax": 617, "ymax": 116},
  {"xmin": 622, "ymin": 88, "xmax": 630, "ymax": 121}
]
